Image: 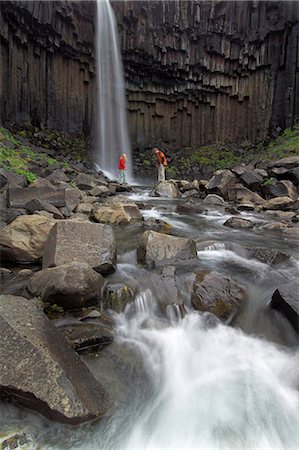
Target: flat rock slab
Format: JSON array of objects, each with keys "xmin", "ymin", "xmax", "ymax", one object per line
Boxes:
[
  {"xmin": 43, "ymin": 221, "xmax": 116, "ymax": 274},
  {"xmin": 7, "ymin": 187, "xmax": 81, "ymax": 211},
  {"xmin": 137, "ymin": 230, "xmax": 197, "ymax": 267},
  {"xmin": 0, "ymin": 295, "xmax": 110, "ymax": 423}
]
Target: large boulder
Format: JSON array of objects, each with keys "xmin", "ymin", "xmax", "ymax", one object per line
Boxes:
[
  {"xmin": 262, "ymin": 196, "xmax": 294, "ymax": 211},
  {"xmin": 227, "ymin": 184, "xmax": 266, "ymax": 206},
  {"xmin": 268, "ymin": 156, "xmax": 299, "ymax": 170},
  {"xmin": 137, "ymin": 230, "xmax": 197, "ymax": 267},
  {"xmin": 25, "ymin": 198, "xmax": 64, "ymax": 219},
  {"xmin": 270, "ymin": 283, "xmax": 298, "ymax": 332},
  {"xmin": 152, "ymin": 181, "xmax": 180, "ymax": 198},
  {"xmin": 239, "ymin": 169, "xmax": 263, "ymax": 191},
  {"xmin": 27, "ymin": 262, "xmax": 106, "ymax": 309},
  {"xmin": 205, "ymin": 170, "xmax": 237, "ymax": 199},
  {"xmin": 93, "ymin": 205, "xmax": 143, "ymax": 225},
  {"xmin": 0, "ymin": 295, "xmax": 109, "ymax": 423},
  {"xmin": 0, "ymin": 215, "xmax": 55, "ymax": 263},
  {"xmin": 43, "ymin": 221, "xmax": 116, "ymax": 274},
  {"xmin": 191, "ymin": 270, "xmax": 246, "ymax": 319},
  {"xmin": 203, "ymin": 194, "xmax": 225, "ymax": 206}
]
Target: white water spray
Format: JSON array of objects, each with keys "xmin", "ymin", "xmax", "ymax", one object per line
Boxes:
[{"xmin": 96, "ymin": 0, "xmax": 132, "ymax": 180}]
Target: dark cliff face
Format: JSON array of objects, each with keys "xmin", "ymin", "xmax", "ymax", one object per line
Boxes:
[
  {"xmin": 112, "ymin": 0, "xmax": 299, "ymax": 150},
  {"xmin": 0, "ymin": 1, "xmax": 96, "ymax": 135}
]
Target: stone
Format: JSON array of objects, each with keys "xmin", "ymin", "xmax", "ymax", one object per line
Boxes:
[
  {"xmin": 27, "ymin": 262, "xmax": 106, "ymax": 309},
  {"xmin": 0, "ymin": 170, "xmax": 27, "ymax": 188},
  {"xmin": 262, "ymin": 196, "xmax": 294, "ymax": 210},
  {"xmin": 279, "ymin": 180, "xmax": 298, "ymax": 200},
  {"xmin": 223, "ymin": 217, "xmax": 254, "ymax": 229},
  {"xmin": 191, "ymin": 270, "xmax": 246, "ymax": 319},
  {"xmin": 205, "ymin": 170, "xmax": 237, "ymax": 199},
  {"xmin": 43, "ymin": 221, "xmax": 116, "ymax": 274},
  {"xmin": 152, "ymin": 181, "xmax": 180, "ymax": 198},
  {"xmin": 203, "ymin": 194, "xmax": 225, "ymax": 206},
  {"xmin": 25, "ymin": 198, "xmax": 64, "ymax": 219},
  {"xmin": 65, "ymin": 188, "xmax": 81, "ymax": 212},
  {"xmin": 262, "ymin": 222, "xmax": 289, "ymax": 232},
  {"xmin": 103, "ymin": 283, "xmax": 135, "ymax": 313},
  {"xmin": 137, "ymin": 230, "xmax": 197, "ymax": 267},
  {"xmin": 268, "ymin": 156, "xmax": 299, "ymax": 170},
  {"xmin": 261, "ymin": 180, "xmax": 290, "ymax": 199},
  {"xmin": 0, "ymin": 207, "xmax": 26, "ymax": 224},
  {"xmin": 0, "ymin": 295, "xmax": 109, "ymax": 423},
  {"xmin": 62, "ymin": 323, "xmax": 113, "ymax": 353},
  {"xmin": 0, "ymin": 268, "xmax": 33, "ymax": 298},
  {"xmin": 247, "ymin": 247, "xmax": 292, "ymax": 265},
  {"xmin": 8, "ymin": 187, "xmax": 64, "ymax": 208},
  {"xmin": 76, "ymin": 173, "xmax": 97, "ymax": 190},
  {"xmin": 270, "ymin": 284, "xmax": 298, "ymax": 332},
  {"xmin": 227, "ymin": 184, "xmax": 265, "ymax": 205},
  {"xmin": 75, "ymin": 202, "xmax": 94, "ymax": 215},
  {"xmin": 47, "ymin": 169, "xmax": 70, "ymax": 184},
  {"xmin": 240, "ymin": 170, "xmax": 263, "ymax": 191},
  {"xmin": 89, "ymin": 185, "xmax": 111, "ymax": 197},
  {"xmin": 143, "ymin": 217, "xmax": 171, "ymax": 232},
  {"xmin": 0, "ymin": 214, "xmax": 55, "ymax": 263},
  {"xmin": 236, "ymin": 203, "xmax": 255, "ymax": 211},
  {"xmin": 93, "ymin": 205, "xmax": 143, "ymax": 225},
  {"xmin": 28, "ymin": 177, "xmax": 55, "ymax": 189},
  {"xmin": 231, "ymin": 164, "xmax": 248, "ymax": 176}
]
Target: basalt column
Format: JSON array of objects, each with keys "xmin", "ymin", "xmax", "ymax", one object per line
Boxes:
[
  {"xmin": 112, "ymin": 1, "xmax": 299, "ymax": 150},
  {"xmin": 0, "ymin": 1, "xmax": 96, "ymax": 135}
]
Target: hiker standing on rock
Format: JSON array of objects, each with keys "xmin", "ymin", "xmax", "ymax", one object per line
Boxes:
[
  {"xmin": 118, "ymin": 153, "xmax": 127, "ymax": 184},
  {"xmin": 153, "ymin": 148, "xmax": 167, "ymax": 182}
]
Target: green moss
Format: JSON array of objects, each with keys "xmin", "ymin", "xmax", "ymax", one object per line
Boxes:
[
  {"xmin": 263, "ymin": 177, "xmax": 276, "ymax": 186},
  {"xmin": 143, "ymin": 159, "xmax": 151, "ymax": 168}
]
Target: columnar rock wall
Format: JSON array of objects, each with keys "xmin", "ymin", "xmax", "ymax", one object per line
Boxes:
[
  {"xmin": 0, "ymin": 1, "xmax": 96, "ymax": 134},
  {"xmin": 112, "ymin": 0, "xmax": 299, "ymax": 149}
]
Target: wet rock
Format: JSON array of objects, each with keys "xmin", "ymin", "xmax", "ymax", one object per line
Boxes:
[
  {"xmin": 264, "ymin": 210, "xmax": 296, "ymax": 220},
  {"xmin": 152, "ymin": 180, "xmax": 180, "ymax": 198},
  {"xmin": 283, "ymin": 226, "xmax": 299, "ymax": 236},
  {"xmin": 27, "ymin": 262, "xmax": 106, "ymax": 309},
  {"xmin": 262, "ymin": 222, "xmax": 289, "ymax": 232},
  {"xmin": 176, "ymin": 201, "xmax": 205, "ymax": 214},
  {"xmin": 236, "ymin": 203, "xmax": 255, "ymax": 211},
  {"xmin": 224, "ymin": 206, "xmax": 240, "ymax": 215},
  {"xmin": 0, "ymin": 295, "xmax": 110, "ymax": 423},
  {"xmin": 115, "ymin": 183, "xmax": 133, "ymax": 192},
  {"xmin": 61, "ymin": 323, "xmax": 113, "ymax": 353},
  {"xmin": 93, "ymin": 204, "xmax": 143, "ymax": 225},
  {"xmin": 223, "ymin": 217, "xmax": 254, "ymax": 229},
  {"xmin": 205, "ymin": 170, "xmax": 237, "ymax": 199},
  {"xmin": 143, "ymin": 217, "xmax": 171, "ymax": 232},
  {"xmin": 191, "ymin": 270, "xmax": 246, "ymax": 319},
  {"xmin": 195, "ymin": 240, "xmax": 225, "ymax": 251},
  {"xmin": 103, "ymin": 283, "xmax": 135, "ymax": 313},
  {"xmin": 1, "ymin": 432, "xmax": 32, "ymax": 449},
  {"xmin": 203, "ymin": 194, "xmax": 225, "ymax": 206},
  {"xmin": 0, "ymin": 214, "xmax": 55, "ymax": 263},
  {"xmin": 270, "ymin": 284, "xmax": 298, "ymax": 332},
  {"xmin": 137, "ymin": 230, "xmax": 197, "ymax": 267},
  {"xmin": 160, "ymin": 266, "xmax": 179, "ymax": 304},
  {"xmin": 247, "ymin": 247, "xmax": 292, "ymax": 265},
  {"xmin": 43, "ymin": 221, "xmax": 116, "ymax": 274}
]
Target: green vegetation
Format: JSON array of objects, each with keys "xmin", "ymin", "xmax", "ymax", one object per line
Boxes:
[
  {"xmin": 168, "ymin": 123, "xmax": 299, "ymax": 178},
  {"xmin": 0, "ymin": 126, "xmax": 73, "ymax": 183},
  {"xmin": 263, "ymin": 177, "xmax": 276, "ymax": 186},
  {"xmin": 143, "ymin": 159, "xmax": 151, "ymax": 168}
]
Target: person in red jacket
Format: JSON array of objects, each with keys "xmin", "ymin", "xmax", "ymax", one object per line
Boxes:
[
  {"xmin": 153, "ymin": 148, "xmax": 167, "ymax": 182},
  {"xmin": 118, "ymin": 153, "xmax": 127, "ymax": 184}
]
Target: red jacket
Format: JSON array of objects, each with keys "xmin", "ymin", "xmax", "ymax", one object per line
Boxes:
[{"xmin": 118, "ymin": 156, "xmax": 126, "ymax": 170}]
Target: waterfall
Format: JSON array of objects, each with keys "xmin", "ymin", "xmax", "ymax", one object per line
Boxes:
[{"xmin": 96, "ymin": 0, "xmax": 132, "ymax": 181}]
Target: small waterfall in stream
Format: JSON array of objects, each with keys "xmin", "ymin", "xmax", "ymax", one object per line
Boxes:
[{"xmin": 96, "ymin": 0, "xmax": 132, "ymax": 181}]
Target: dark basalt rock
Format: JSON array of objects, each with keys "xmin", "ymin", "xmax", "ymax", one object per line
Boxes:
[
  {"xmin": 270, "ymin": 284, "xmax": 299, "ymax": 332},
  {"xmin": 0, "ymin": 295, "xmax": 110, "ymax": 423}
]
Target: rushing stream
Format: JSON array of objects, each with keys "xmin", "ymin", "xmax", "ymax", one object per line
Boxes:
[{"xmin": 0, "ymin": 187, "xmax": 298, "ymax": 450}]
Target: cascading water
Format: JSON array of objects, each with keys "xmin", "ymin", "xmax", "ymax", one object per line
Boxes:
[{"xmin": 96, "ymin": 0, "xmax": 132, "ymax": 181}]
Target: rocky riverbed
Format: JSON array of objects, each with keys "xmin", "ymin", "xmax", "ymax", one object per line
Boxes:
[{"xmin": 0, "ymin": 128, "xmax": 298, "ymax": 448}]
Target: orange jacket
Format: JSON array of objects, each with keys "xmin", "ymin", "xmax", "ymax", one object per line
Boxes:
[{"xmin": 156, "ymin": 151, "xmax": 167, "ymax": 166}]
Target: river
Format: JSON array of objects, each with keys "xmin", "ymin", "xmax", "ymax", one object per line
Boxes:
[{"xmin": 1, "ymin": 187, "xmax": 298, "ymax": 450}]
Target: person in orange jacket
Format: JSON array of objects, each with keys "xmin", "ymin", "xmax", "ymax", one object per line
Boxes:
[
  {"xmin": 118, "ymin": 153, "xmax": 127, "ymax": 184},
  {"xmin": 153, "ymin": 148, "xmax": 167, "ymax": 182}
]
